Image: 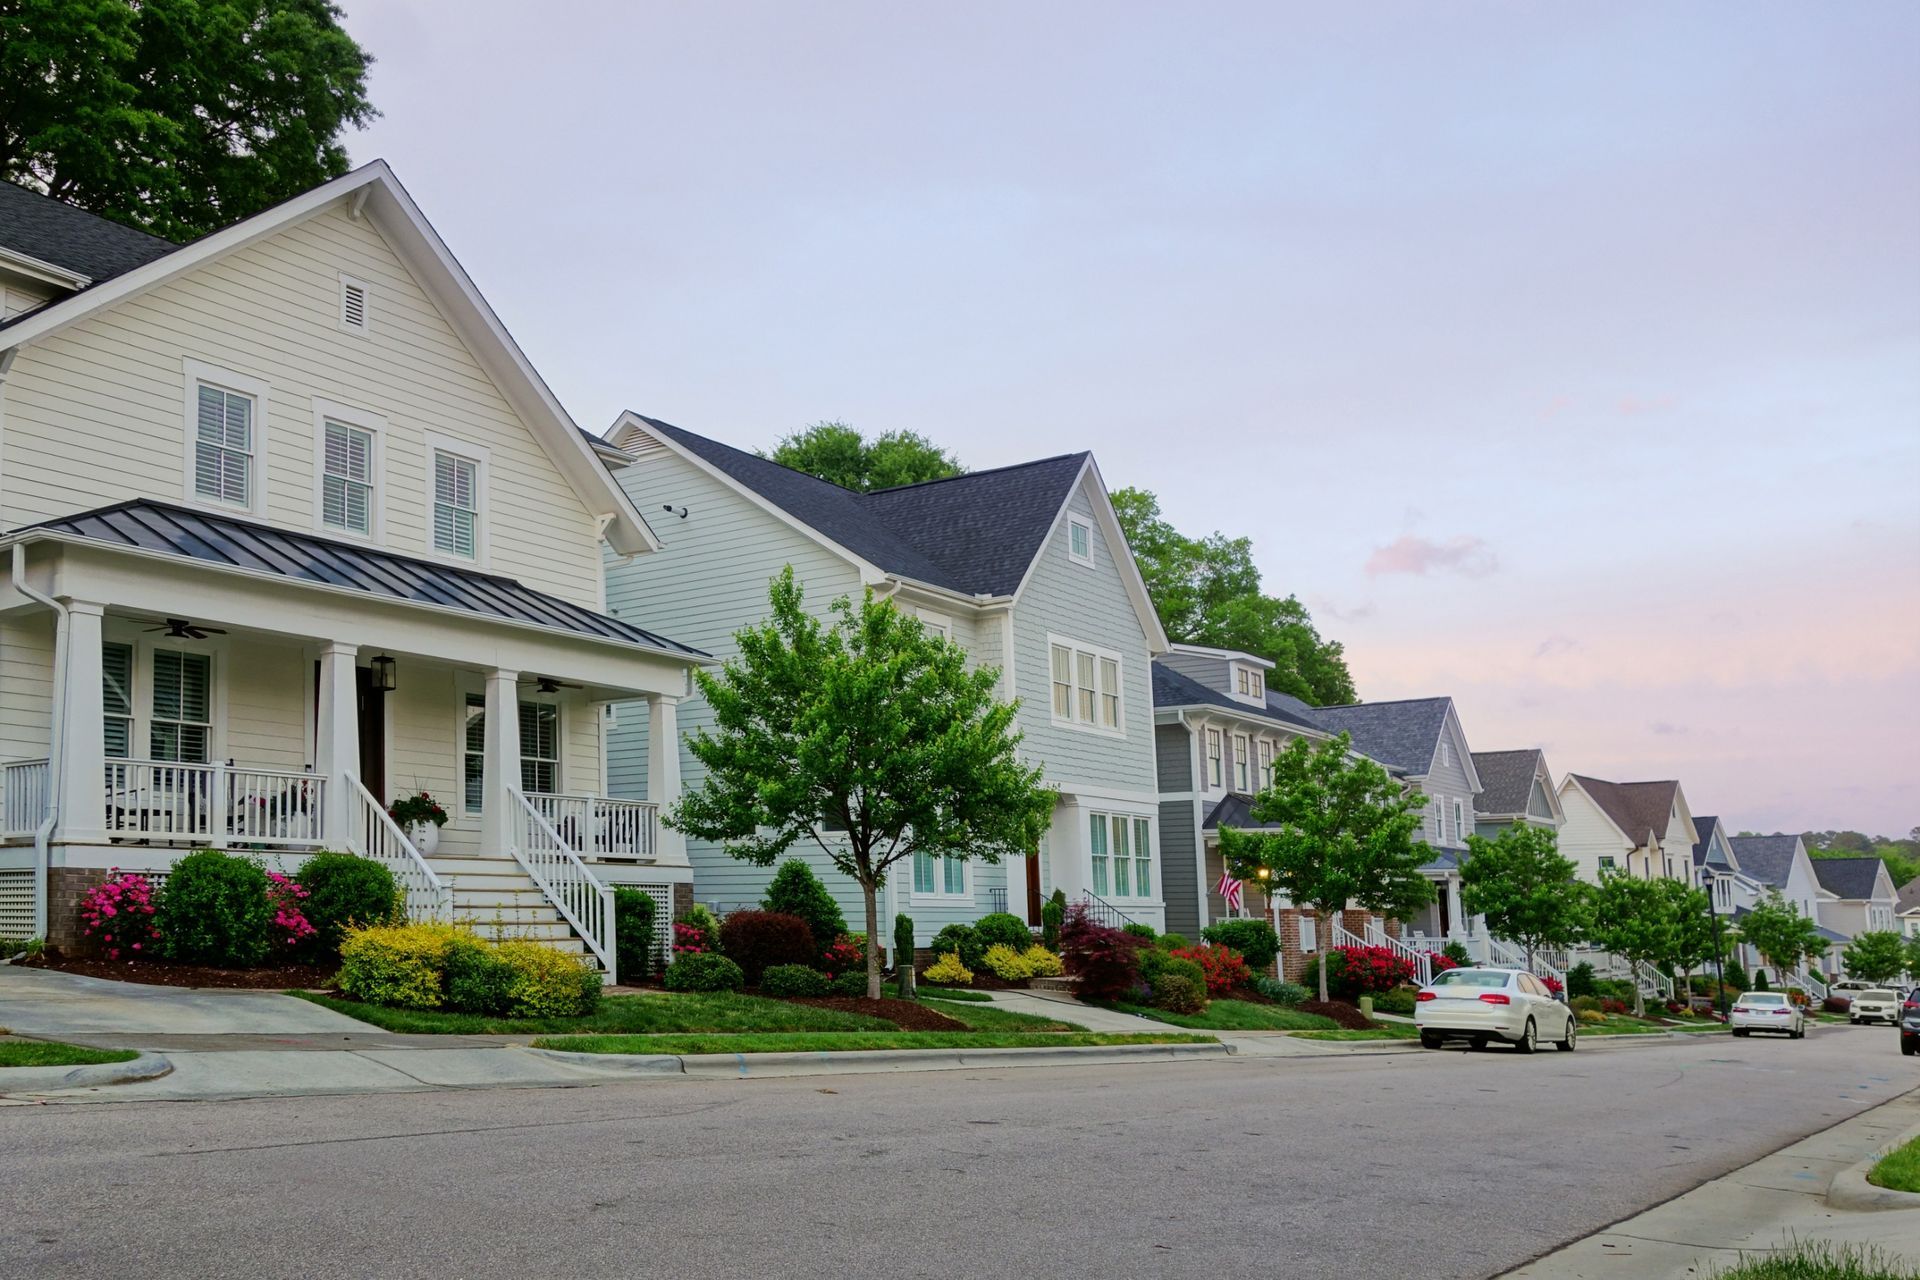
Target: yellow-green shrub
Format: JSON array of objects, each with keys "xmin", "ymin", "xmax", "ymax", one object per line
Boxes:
[
  {"xmin": 1020, "ymin": 945, "xmax": 1064, "ymax": 978},
  {"xmin": 338, "ymin": 921, "xmax": 474, "ymax": 1009},
  {"xmin": 923, "ymin": 951, "xmax": 974, "ymax": 985},
  {"xmin": 983, "ymin": 942, "xmax": 1031, "ymax": 980},
  {"xmin": 494, "ymin": 940, "xmax": 602, "ymax": 1018}
]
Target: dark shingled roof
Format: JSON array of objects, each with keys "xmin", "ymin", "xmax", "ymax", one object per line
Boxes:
[
  {"xmin": 1728, "ymin": 835, "xmax": 1802, "ymax": 890},
  {"xmin": 1693, "ymin": 816, "xmax": 1732, "ymax": 869},
  {"xmin": 1152, "ymin": 661, "xmax": 1323, "ymax": 733},
  {"xmin": 1473, "ymin": 749, "xmax": 1542, "ymax": 817},
  {"xmin": 1202, "ymin": 793, "xmax": 1282, "ymax": 832},
  {"xmin": 633, "ymin": 416, "xmax": 1088, "ymax": 597},
  {"xmin": 1309, "ymin": 698, "xmax": 1452, "ymax": 776},
  {"xmin": 1567, "ymin": 775, "xmax": 1680, "ymax": 846},
  {"xmin": 1895, "ymin": 876, "xmax": 1920, "ymax": 916},
  {"xmin": 0, "ymin": 180, "xmax": 178, "ymax": 284},
  {"xmin": 15, "ymin": 500, "xmax": 706, "ymax": 658},
  {"xmin": 1810, "ymin": 857, "xmax": 1890, "ymax": 901}
]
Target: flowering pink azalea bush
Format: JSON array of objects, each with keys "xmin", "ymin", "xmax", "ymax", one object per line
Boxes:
[
  {"xmin": 672, "ymin": 922, "xmax": 711, "ymax": 955},
  {"xmin": 265, "ymin": 871, "xmax": 317, "ymax": 952},
  {"xmin": 79, "ymin": 870, "xmax": 161, "ymax": 960}
]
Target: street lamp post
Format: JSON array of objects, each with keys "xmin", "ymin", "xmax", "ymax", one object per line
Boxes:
[{"xmin": 1706, "ymin": 873, "xmax": 1731, "ymax": 1020}]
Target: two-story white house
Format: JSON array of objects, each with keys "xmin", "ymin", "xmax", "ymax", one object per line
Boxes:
[
  {"xmin": 1556, "ymin": 775, "xmax": 1699, "ymax": 883},
  {"xmin": 0, "ymin": 165, "xmax": 704, "ymax": 976},
  {"xmin": 597, "ymin": 415, "xmax": 1169, "ymax": 945},
  {"xmin": 1725, "ymin": 833, "xmax": 1846, "ymax": 983}
]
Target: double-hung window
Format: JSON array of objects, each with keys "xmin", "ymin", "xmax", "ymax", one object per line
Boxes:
[
  {"xmin": 193, "ymin": 381, "xmax": 254, "ymax": 508},
  {"xmin": 102, "ymin": 643, "xmax": 134, "ymax": 759},
  {"xmin": 322, "ymin": 419, "xmax": 375, "ymax": 536},
  {"xmin": 1050, "ymin": 645, "xmax": 1073, "ymax": 718},
  {"xmin": 1131, "ymin": 817, "xmax": 1152, "ymax": 897},
  {"xmin": 1249, "ymin": 671, "xmax": 1264, "ymax": 699},
  {"xmin": 1090, "ymin": 811, "xmax": 1154, "ymax": 900},
  {"xmin": 149, "ymin": 650, "xmax": 211, "ymax": 763},
  {"xmin": 519, "ymin": 700, "xmax": 559, "ymax": 794},
  {"xmin": 1066, "ymin": 514, "xmax": 1093, "ymax": 566},
  {"xmin": 913, "ymin": 851, "xmax": 965, "ymax": 897},
  {"xmin": 1232, "ymin": 734, "xmax": 1250, "ymax": 791},
  {"xmin": 1257, "ymin": 739, "xmax": 1274, "ymax": 791},
  {"xmin": 1452, "ymin": 799, "xmax": 1465, "ymax": 843},
  {"xmin": 1089, "ymin": 812, "xmax": 1110, "ymax": 895},
  {"xmin": 1206, "ymin": 729, "xmax": 1223, "ymax": 788},
  {"xmin": 1049, "ymin": 637, "xmax": 1122, "ymax": 733},
  {"xmin": 433, "ymin": 450, "xmax": 480, "ymax": 559}
]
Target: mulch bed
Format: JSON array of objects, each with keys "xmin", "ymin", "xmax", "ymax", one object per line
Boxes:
[
  {"xmin": 24, "ymin": 951, "xmax": 334, "ymax": 990},
  {"xmin": 778, "ymin": 995, "xmax": 968, "ymax": 1032},
  {"xmin": 1298, "ymin": 999, "xmax": 1377, "ymax": 1030}
]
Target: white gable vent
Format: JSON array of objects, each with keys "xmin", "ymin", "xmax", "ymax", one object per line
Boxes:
[{"xmin": 339, "ymin": 276, "xmax": 370, "ymax": 334}]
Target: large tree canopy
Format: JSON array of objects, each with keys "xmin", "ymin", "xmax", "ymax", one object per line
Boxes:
[
  {"xmin": 1459, "ymin": 822, "xmax": 1584, "ymax": 968},
  {"xmin": 1111, "ymin": 488, "xmax": 1356, "ymax": 706},
  {"xmin": 1, "ymin": 0, "xmax": 377, "ymax": 241},
  {"xmin": 766, "ymin": 421, "xmax": 963, "ymax": 492}
]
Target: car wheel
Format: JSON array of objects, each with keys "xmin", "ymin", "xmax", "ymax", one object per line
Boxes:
[
  {"xmin": 1733, "ymin": 1028, "xmax": 1749, "ymax": 1037},
  {"xmin": 1556, "ymin": 1018, "xmax": 1577, "ymax": 1052},
  {"xmin": 1420, "ymin": 1030, "xmax": 1442, "ymax": 1050},
  {"xmin": 1515, "ymin": 1019, "xmax": 1537, "ymax": 1054},
  {"xmin": 1903, "ymin": 1042, "xmax": 1916, "ymax": 1056},
  {"xmin": 1470, "ymin": 1034, "xmax": 1489, "ymax": 1051},
  {"xmin": 1851, "ymin": 1017, "xmax": 1859, "ymax": 1025}
]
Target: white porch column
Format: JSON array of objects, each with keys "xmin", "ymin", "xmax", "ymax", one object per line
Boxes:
[
  {"xmin": 57, "ymin": 601, "xmax": 108, "ymax": 843},
  {"xmin": 313, "ymin": 642, "xmax": 359, "ymax": 842},
  {"xmin": 647, "ymin": 694, "xmax": 686, "ymax": 863},
  {"xmin": 481, "ymin": 668, "xmax": 521, "ymax": 854},
  {"xmin": 1447, "ymin": 877, "xmax": 1465, "ymax": 938}
]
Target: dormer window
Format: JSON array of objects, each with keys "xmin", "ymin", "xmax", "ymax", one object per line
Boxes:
[
  {"xmin": 1231, "ymin": 665, "xmax": 1265, "ymax": 702},
  {"xmin": 1066, "ymin": 514, "xmax": 1094, "ymax": 567}
]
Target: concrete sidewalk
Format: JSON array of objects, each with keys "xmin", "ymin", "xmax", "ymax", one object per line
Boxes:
[
  {"xmin": 1506, "ymin": 1086, "xmax": 1920, "ymax": 1277},
  {"xmin": 0, "ymin": 965, "xmax": 375, "ymax": 1038}
]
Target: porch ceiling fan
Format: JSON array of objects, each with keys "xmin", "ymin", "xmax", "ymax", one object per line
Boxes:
[
  {"xmin": 531, "ymin": 676, "xmax": 581, "ymax": 694},
  {"xmin": 133, "ymin": 616, "xmax": 228, "ymax": 640}
]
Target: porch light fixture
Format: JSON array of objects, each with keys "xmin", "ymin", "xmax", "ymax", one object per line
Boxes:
[
  {"xmin": 369, "ymin": 653, "xmax": 398, "ymax": 691},
  {"xmin": 1257, "ymin": 868, "xmax": 1270, "ymax": 880}
]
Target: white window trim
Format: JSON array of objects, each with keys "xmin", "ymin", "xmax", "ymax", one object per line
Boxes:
[
  {"xmin": 456, "ymin": 682, "xmax": 566, "ymax": 819},
  {"xmin": 1066, "ymin": 513, "xmax": 1094, "ymax": 567},
  {"xmin": 1205, "ymin": 727, "xmax": 1223, "ymax": 789},
  {"xmin": 181, "ymin": 358, "xmax": 270, "ymax": 517},
  {"xmin": 1452, "ymin": 798, "xmax": 1465, "ymax": 844},
  {"xmin": 915, "ymin": 607, "xmax": 954, "ymax": 643},
  {"xmin": 423, "ymin": 431, "xmax": 491, "ymax": 568},
  {"xmin": 1087, "ymin": 808, "xmax": 1157, "ymax": 903},
  {"xmin": 101, "ymin": 619, "xmax": 230, "ymax": 766},
  {"xmin": 311, "ymin": 398, "xmax": 387, "ymax": 543},
  {"xmin": 1045, "ymin": 633, "xmax": 1125, "ymax": 736},
  {"xmin": 1232, "ymin": 733, "xmax": 1251, "ymax": 793},
  {"xmin": 339, "ymin": 273, "xmax": 371, "ymax": 336},
  {"xmin": 910, "ymin": 852, "xmax": 972, "ymax": 903}
]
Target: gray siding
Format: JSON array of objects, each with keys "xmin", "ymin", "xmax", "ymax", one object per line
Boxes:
[
  {"xmin": 1156, "ymin": 723, "xmax": 1193, "ymax": 791},
  {"xmin": 1158, "ymin": 650, "xmax": 1230, "ymax": 691},
  {"xmin": 1527, "ymin": 778, "xmax": 1554, "ymax": 820},
  {"xmin": 1419, "ymin": 711, "xmax": 1479, "ymax": 848},
  {"xmin": 1159, "ymin": 798, "xmax": 1200, "ymax": 938}
]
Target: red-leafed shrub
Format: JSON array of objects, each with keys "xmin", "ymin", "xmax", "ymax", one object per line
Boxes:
[
  {"xmin": 1599, "ymin": 997, "xmax": 1630, "ymax": 1015},
  {"xmin": 1541, "ymin": 974, "xmax": 1565, "ymax": 998},
  {"xmin": 819, "ymin": 934, "xmax": 865, "ymax": 979},
  {"xmin": 1427, "ymin": 951, "xmax": 1460, "ymax": 975},
  {"xmin": 1170, "ymin": 944, "xmax": 1253, "ymax": 996},
  {"xmin": 719, "ymin": 910, "xmax": 816, "ymax": 986},
  {"xmin": 1322, "ymin": 945, "xmax": 1418, "ymax": 1000},
  {"xmin": 1059, "ymin": 904, "xmax": 1143, "ymax": 1000}
]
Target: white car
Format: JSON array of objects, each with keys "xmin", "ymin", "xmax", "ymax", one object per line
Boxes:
[
  {"xmin": 1414, "ymin": 967, "xmax": 1576, "ymax": 1053},
  {"xmin": 1849, "ymin": 989, "xmax": 1900, "ymax": 1026},
  {"xmin": 1730, "ymin": 991, "xmax": 1806, "ymax": 1038}
]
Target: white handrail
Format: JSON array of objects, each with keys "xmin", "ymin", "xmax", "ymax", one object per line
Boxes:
[
  {"xmin": 508, "ymin": 788, "xmax": 615, "ymax": 983},
  {"xmin": 523, "ymin": 792, "xmax": 658, "ymax": 859},
  {"xmin": 347, "ymin": 777, "xmax": 451, "ymax": 923},
  {"xmin": 103, "ymin": 759, "xmax": 327, "ymax": 847},
  {"xmin": 1363, "ymin": 918, "xmax": 1433, "ymax": 986},
  {"xmin": 3, "ymin": 759, "xmax": 50, "ymax": 839}
]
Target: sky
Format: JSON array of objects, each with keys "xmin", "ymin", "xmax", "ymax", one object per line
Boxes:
[{"xmin": 341, "ymin": 1, "xmax": 1920, "ymax": 838}]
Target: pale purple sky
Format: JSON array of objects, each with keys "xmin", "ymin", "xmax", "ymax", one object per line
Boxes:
[{"xmin": 344, "ymin": 2, "xmax": 1919, "ymax": 836}]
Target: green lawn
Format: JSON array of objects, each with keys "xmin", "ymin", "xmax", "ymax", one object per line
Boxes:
[
  {"xmin": 910, "ymin": 987, "xmax": 992, "ymax": 1003},
  {"xmin": 927, "ymin": 1001, "xmax": 1082, "ymax": 1032},
  {"xmin": 1709, "ymin": 1238, "xmax": 1919, "ymax": 1279},
  {"xmin": 1868, "ymin": 1134, "xmax": 1920, "ymax": 1194},
  {"xmin": 1293, "ymin": 1024, "xmax": 1422, "ymax": 1042},
  {"xmin": 532, "ymin": 1031, "xmax": 1217, "ymax": 1055},
  {"xmin": 1101, "ymin": 999, "xmax": 1338, "ymax": 1031},
  {"xmin": 0, "ymin": 1039, "xmax": 140, "ymax": 1068},
  {"xmin": 292, "ymin": 990, "xmax": 894, "ymax": 1036}
]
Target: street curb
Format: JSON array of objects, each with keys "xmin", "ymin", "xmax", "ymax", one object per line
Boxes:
[
  {"xmin": 526, "ymin": 1040, "xmax": 1234, "ymax": 1079},
  {"xmin": 518, "ymin": 1048, "xmax": 687, "ymax": 1076},
  {"xmin": 0, "ymin": 1050, "xmax": 173, "ymax": 1094},
  {"xmin": 1828, "ymin": 1113, "xmax": 1920, "ymax": 1213}
]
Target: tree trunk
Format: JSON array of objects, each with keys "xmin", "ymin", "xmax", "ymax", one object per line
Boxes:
[
  {"xmin": 1318, "ymin": 941, "xmax": 1330, "ymax": 1003},
  {"xmin": 862, "ymin": 877, "xmax": 882, "ymax": 1001},
  {"xmin": 1630, "ymin": 970, "xmax": 1645, "ymax": 1019}
]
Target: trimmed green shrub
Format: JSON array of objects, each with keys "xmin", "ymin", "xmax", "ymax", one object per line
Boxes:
[
  {"xmin": 338, "ymin": 922, "xmax": 473, "ymax": 1009},
  {"xmin": 1753, "ymin": 969, "xmax": 1770, "ymax": 991},
  {"xmin": 1152, "ymin": 973, "xmax": 1207, "ymax": 1014},
  {"xmin": 1441, "ymin": 940, "xmax": 1472, "ymax": 968},
  {"xmin": 612, "ymin": 886, "xmax": 658, "ymax": 982},
  {"xmin": 761, "ymin": 964, "xmax": 831, "ymax": 997},
  {"xmin": 762, "ymin": 859, "xmax": 847, "ymax": 962},
  {"xmin": 443, "ymin": 936, "xmax": 518, "ymax": 1014},
  {"xmin": 495, "ymin": 940, "xmax": 602, "ymax": 1017},
  {"xmin": 1566, "ymin": 961, "xmax": 1598, "ymax": 999},
  {"xmin": 1371, "ymin": 985, "xmax": 1419, "ymax": 1016},
  {"xmin": 156, "ymin": 849, "xmax": 273, "ymax": 967},
  {"xmin": 1041, "ymin": 889, "xmax": 1066, "ymax": 952},
  {"xmin": 1151, "ymin": 955, "xmax": 1207, "ymax": 996},
  {"xmin": 1254, "ymin": 976, "xmax": 1310, "ymax": 1005},
  {"xmin": 719, "ymin": 910, "xmax": 816, "ymax": 985},
  {"xmin": 929, "ymin": 922, "xmax": 986, "ymax": 971},
  {"xmin": 1724, "ymin": 962, "xmax": 1751, "ymax": 992},
  {"xmin": 974, "ymin": 911, "xmax": 1033, "ymax": 952},
  {"xmin": 1155, "ymin": 932, "xmax": 1192, "ymax": 952},
  {"xmin": 295, "ymin": 851, "xmax": 397, "ymax": 958},
  {"xmin": 830, "ymin": 970, "xmax": 869, "ymax": 997},
  {"xmin": 892, "ymin": 913, "xmax": 915, "ymax": 973},
  {"xmin": 663, "ymin": 952, "xmax": 745, "ymax": 992},
  {"xmin": 1201, "ymin": 919, "xmax": 1280, "ymax": 972},
  {"xmin": 1570, "ymin": 994, "xmax": 1602, "ymax": 1013},
  {"xmin": 676, "ymin": 903, "xmax": 722, "ymax": 952},
  {"xmin": 1121, "ymin": 922, "xmax": 1158, "ymax": 942}
]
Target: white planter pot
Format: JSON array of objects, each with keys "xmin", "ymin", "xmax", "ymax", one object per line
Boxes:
[{"xmin": 405, "ymin": 821, "xmax": 441, "ymax": 857}]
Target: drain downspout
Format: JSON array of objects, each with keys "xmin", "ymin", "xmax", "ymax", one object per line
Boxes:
[{"xmin": 9, "ymin": 540, "xmax": 66, "ymax": 939}]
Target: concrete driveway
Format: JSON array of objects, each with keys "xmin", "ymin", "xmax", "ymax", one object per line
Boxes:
[{"xmin": 0, "ymin": 965, "xmax": 380, "ymax": 1039}]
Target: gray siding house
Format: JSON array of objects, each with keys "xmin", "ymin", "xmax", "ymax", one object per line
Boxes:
[
  {"xmin": 597, "ymin": 414, "xmax": 1169, "ymax": 943},
  {"xmin": 1470, "ymin": 749, "xmax": 1565, "ymax": 840}
]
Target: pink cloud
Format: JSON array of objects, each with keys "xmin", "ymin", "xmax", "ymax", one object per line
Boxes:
[{"xmin": 1365, "ymin": 534, "xmax": 1498, "ymax": 579}]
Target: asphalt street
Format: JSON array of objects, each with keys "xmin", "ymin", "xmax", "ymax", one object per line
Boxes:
[{"xmin": 2, "ymin": 1026, "xmax": 1912, "ymax": 1280}]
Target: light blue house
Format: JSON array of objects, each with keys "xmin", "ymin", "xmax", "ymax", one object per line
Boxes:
[{"xmin": 596, "ymin": 414, "xmax": 1170, "ymax": 944}]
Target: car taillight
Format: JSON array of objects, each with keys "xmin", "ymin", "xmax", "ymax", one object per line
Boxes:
[
  {"xmin": 1478, "ymin": 993, "xmax": 1511, "ymax": 1005},
  {"xmin": 1733, "ymin": 1006, "xmax": 1749, "ymax": 1013},
  {"xmin": 1416, "ymin": 991, "xmax": 1437, "ymax": 1002},
  {"xmin": 1773, "ymin": 1009, "xmax": 1791, "ymax": 1015}
]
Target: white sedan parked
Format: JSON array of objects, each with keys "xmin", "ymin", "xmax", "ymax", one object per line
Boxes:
[
  {"xmin": 1415, "ymin": 967, "xmax": 1577, "ymax": 1053},
  {"xmin": 1730, "ymin": 991, "xmax": 1806, "ymax": 1038}
]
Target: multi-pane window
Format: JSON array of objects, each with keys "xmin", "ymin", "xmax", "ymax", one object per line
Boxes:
[
  {"xmin": 102, "ymin": 643, "xmax": 134, "ymax": 759},
  {"xmin": 1206, "ymin": 729, "xmax": 1223, "ymax": 787},
  {"xmin": 322, "ymin": 420, "xmax": 375, "ymax": 535},
  {"xmin": 1234, "ymin": 668, "xmax": 1266, "ymax": 699},
  {"xmin": 1236, "ymin": 668, "xmax": 1251, "ymax": 695},
  {"xmin": 1431, "ymin": 795, "xmax": 1444, "ymax": 842},
  {"xmin": 464, "ymin": 694, "xmax": 487, "ymax": 812},
  {"xmin": 1089, "ymin": 812, "xmax": 1110, "ymax": 896},
  {"xmin": 1111, "ymin": 815, "xmax": 1131, "ymax": 896},
  {"xmin": 1132, "ymin": 817, "xmax": 1152, "ymax": 897},
  {"xmin": 149, "ymin": 650, "xmax": 211, "ymax": 763},
  {"xmin": 1452, "ymin": 799, "xmax": 1465, "ymax": 843},
  {"xmin": 1067, "ymin": 515, "xmax": 1093, "ymax": 566},
  {"xmin": 1249, "ymin": 671, "xmax": 1264, "ymax": 699},
  {"xmin": 1257, "ymin": 739, "xmax": 1274, "ymax": 790},
  {"xmin": 519, "ymin": 700, "xmax": 559, "ymax": 794},
  {"xmin": 1076, "ymin": 651, "xmax": 1096, "ymax": 722},
  {"xmin": 1598, "ymin": 856, "xmax": 1616, "ymax": 873},
  {"xmin": 433, "ymin": 451, "xmax": 479, "ymax": 558},
  {"xmin": 1232, "ymin": 734, "xmax": 1250, "ymax": 791},
  {"xmin": 1099, "ymin": 657, "xmax": 1120, "ymax": 728},
  {"xmin": 1050, "ymin": 639, "xmax": 1121, "ymax": 731},
  {"xmin": 1050, "ymin": 645, "xmax": 1073, "ymax": 717},
  {"xmin": 194, "ymin": 382, "xmax": 253, "ymax": 507},
  {"xmin": 1299, "ymin": 912, "xmax": 1318, "ymax": 952},
  {"xmin": 1090, "ymin": 811, "xmax": 1153, "ymax": 900},
  {"xmin": 913, "ymin": 851, "xmax": 965, "ymax": 896}
]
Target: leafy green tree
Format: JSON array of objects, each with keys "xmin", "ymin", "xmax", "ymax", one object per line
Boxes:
[
  {"xmin": 1736, "ymin": 891, "xmax": 1828, "ymax": 988},
  {"xmin": 668, "ymin": 567, "xmax": 1054, "ymax": 998},
  {"xmin": 1841, "ymin": 931, "xmax": 1908, "ymax": 985},
  {"xmin": 1, "ymin": 0, "xmax": 377, "ymax": 241},
  {"xmin": 1217, "ymin": 733, "xmax": 1432, "ymax": 1001},
  {"xmin": 1111, "ymin": 488, "xmax": 1355, "ymax": 705},
  {"xmin": 1460, "ymin": 822, "xmax": 1585, "ymax": 971},
  {"xmin": 1584, "ymin": 872, "xmax": 1679, "ymax": 1017},
  {"xmin": 766, "ymin": 421, "xmax": 962, "ymax": 492},
  {"xmin": 1658, "ymin": 877, "xmax": 1718, "ymax": 994},
  {"xmin": 1905, "ymin": 933, "xmax": 1920, "ymax": 984}
]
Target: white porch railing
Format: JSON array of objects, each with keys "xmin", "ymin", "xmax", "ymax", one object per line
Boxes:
[
  {"xmin": 1329, "ymin": 917, "xmax": 1368, "ymax": 951},
  {"xmin": 1405, "ymin": 931, "xmax": 1494, "ymax": 964},
  {"xmin": 347, "ymin": 777, "xmax": 451, "ymax": 923},
  {"xmin": 3, "ymin": 759, "xmax": 50, "ymax": 839},
  {"xmin": 104, "ymin": 760, "xmax": 326, "ymax": 847},
  {"xmin": 1789, "ymin": 967, "xmax": 1828, "ymax": 1001},
  {"xmin": 1363, "ymin": 919, "xmax": 1433, "ymax": 986},
  {"xmin": 523, "ymin": 792, "xmax": 659, "ymax": 860},
  {"xmin": 509, "ymin": 788, "xmax": 615, "ymax": 982}
]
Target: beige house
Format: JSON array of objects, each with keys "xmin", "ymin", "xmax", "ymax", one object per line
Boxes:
[
  {"xmin": 0, "ymin": 164, "xmax": 703, "ymax": 977},
  {"xmin": 1555, "ymin": 774, "xmax": 1699, "ymax": 883}
]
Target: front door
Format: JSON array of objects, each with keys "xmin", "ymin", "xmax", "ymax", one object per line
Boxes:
[
  {"xmin": 1025, "ymin": 852, "xmax": 1043, "ymax": 923},
  {"xmin": 1436, "ymin": 881, "xmax": 1452, "ymax": 937},
  {"xmin": 355, "ymin": 666, "xmax": 385, "ymax": 801}
]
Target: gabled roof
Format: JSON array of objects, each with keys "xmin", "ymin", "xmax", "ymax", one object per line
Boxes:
[
  {"xmin": 1896, "ymin": 877, "xmax": 1920, "ymax": 916},
  {"xmin": 1693, "ymin": 815, "xmax": 1733, "ymax": 868},
  {"xmin": 0, "ymin": 180, "xmax": 178, "ymax": 286},
  {"xmin": 1472, "ymin": 749, "xmax": 1545, "ymax": 817},
  {"xmin": 1309, "ymin": 698, "xmax": 1453, "ymax": 776},
  {"xmin": 1565, "ymin": 775, "xmax": 1680, "ymax": 847},
  {"xmin": 1202, "ymin": 793, "xmax": 1282, "ymax": 832},
  {"xmin": 1727, "ymin": 835, "xmax": 1803, "ymax": 890},
  {"xmin": 8, "ymin": 500, "xmax": 706, "ymax": 660},
  {"xmin": 0, "ymin": 161, "xmax": 660, "ymax": 557},
  {"xmin": 1810, "ymin": 857, "xmax": 1890, "ymax": 902},
  {"xmin": 1153, "ymin": 661, "xmax": 1324, "ymax": 734}
]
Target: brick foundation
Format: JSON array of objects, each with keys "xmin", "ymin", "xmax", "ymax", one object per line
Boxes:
[
  {"xmin": 672, "ymin": 882, "xmax": 693, "ymax": 920},
  {"xmin": 46, "ymin": 867, "xmax": 115, "ymax": 953}
]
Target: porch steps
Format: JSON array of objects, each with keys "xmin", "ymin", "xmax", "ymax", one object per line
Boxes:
[{"xmin": 425, "ymin": 853, "xmax": 591, "ymax": 961}]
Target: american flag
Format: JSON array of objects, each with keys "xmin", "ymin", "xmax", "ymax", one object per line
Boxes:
[{"xmin": 1216, "ymin": 871, "xmax": 1244, "ymax": 913}]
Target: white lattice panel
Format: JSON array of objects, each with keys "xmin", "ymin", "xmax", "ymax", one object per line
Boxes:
[{"xmin": 0, "ymin": 869, "xmax": 35, "ymax": 941}]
